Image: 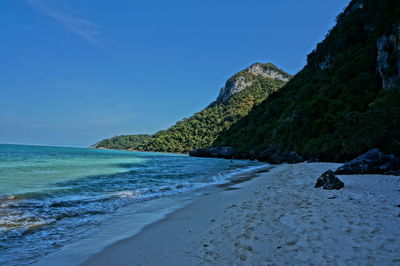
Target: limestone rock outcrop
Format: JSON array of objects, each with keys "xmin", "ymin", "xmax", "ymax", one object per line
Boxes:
[{"xmin": 216, "ymin": 63, "xmax": 290, "ymax": 103}]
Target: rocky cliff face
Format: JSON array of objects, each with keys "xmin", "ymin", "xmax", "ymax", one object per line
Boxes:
[
  {"xmin": 247, "ymin": 63, "xmax": 290, "ymax": 81},
  {"xmin": 343, "ymin": 0, "xmax": 364, "ymax": 17},
  {"xmin": 377, "ymin": 23, "xmax": 400, "ymax": 90},
  {"xmin": 216, "ymin": 63, "xmax": 290, "ymax": 103},
  {"xmin": 217, "ymin": 76, "xmax": 252, "ymax": 103},
  {"xmin": 213, "ymin": 0, "xmax": 400, "ymax": 161}
]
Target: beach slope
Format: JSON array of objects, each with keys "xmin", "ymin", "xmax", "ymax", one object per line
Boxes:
[{"xmin": 84, "ymin": 163, "xmax": 400, "ymax": 265}]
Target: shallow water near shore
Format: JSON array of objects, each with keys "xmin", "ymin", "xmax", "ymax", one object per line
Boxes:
[{"xmin": 0, "ymin": 144, "xmax": 263, "ymax": 265}]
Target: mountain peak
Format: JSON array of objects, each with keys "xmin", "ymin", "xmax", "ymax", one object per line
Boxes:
[
  {"xmin": 216, "ymin": 63, "xmax": 290, "ymax": 103},
  {"xmin": 247, "ymin": 63, "xmax": 291, "ymax": 81}
]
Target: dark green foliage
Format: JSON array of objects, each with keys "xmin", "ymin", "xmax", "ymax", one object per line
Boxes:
[
  {"xmin": 137, "ymin": 69, "xmax": 288, "ymax": 153},
  {"xmin": 214, "ymin": 0, "xmax": 400, "ymax": 161},
  {"xmin": 94, "ymin": 64, "xmax": 288, "ymax": 153},
  {"xmin": 95, "ymin": 0, "xmax": 399, "ymax": 160},
  {"xmin": 95, "ymin": 134, "xmax": 150, "ymax": 150}
]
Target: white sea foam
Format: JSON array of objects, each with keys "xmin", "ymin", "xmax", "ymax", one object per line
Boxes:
[
  {"xmin": 113, "ymin": 190, "xmax": 141, "ymax": 199},
  {"xmin": 0, "ymin": 144, "xmax": 264, "ymax": 265}
]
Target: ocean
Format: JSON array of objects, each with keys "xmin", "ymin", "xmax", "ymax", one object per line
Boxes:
[{"xmin": 0, "ymin": 144, "xmax": 262, "ymax": 265}]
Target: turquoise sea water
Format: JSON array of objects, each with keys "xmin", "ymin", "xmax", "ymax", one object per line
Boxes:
[{"xmin": 0, "ymin": 144, "xmax": 262, "ymax": 265}]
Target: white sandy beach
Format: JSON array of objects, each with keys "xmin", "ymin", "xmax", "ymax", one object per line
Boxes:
[{"xmin": 82, "ymin": 163, "xmax": 400, "ymax": 265}]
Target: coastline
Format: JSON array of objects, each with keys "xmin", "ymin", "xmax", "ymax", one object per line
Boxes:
[
  {"xmin": 82, "ymin": 162, "xmax": 400, "ymax": 265},
  {"xmin": 92, "ymin": 147, "xmax": 189, "ymax": 156},
  {"xmin": 32, "ymin": 164, "xmax": 270, "ymax": 266}
]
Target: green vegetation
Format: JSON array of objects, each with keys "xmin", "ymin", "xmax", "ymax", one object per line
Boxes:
[
  {"xmin": 96, "ymin": 0, "xmax": 399, "ymax": 161},
  {"xmin": 95, "ymin": 134, "xmax": 150, "ymax": 150},
  {"xmin": 95, "ymin": 64, "xmax": 290, "ymax": 152},
  {"xmin": 214, "ymin": 0, "xmax": 400, "ymax": 161}
]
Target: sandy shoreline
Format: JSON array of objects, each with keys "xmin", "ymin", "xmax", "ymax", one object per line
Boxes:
[
  {"xmin": 82, "ymin": 163, "xmax": 400, "ymax": 265},
  {"xmin": 32, "ymin": 164, "xmax": 269, "ymax": 266}
]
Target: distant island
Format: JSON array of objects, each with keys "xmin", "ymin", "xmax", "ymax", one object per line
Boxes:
[{"xmin": 94, "ymin": 0, "xmax": 400, "ymax": 164}]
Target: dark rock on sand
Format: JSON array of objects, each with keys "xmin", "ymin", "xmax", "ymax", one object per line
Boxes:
[
  {"xmin": 315, "ymin": 170, "xmax": 344, "ymax": 190},
  {"xmin": 257, "ymin": 148, "xmax": 305, "ymax": 164},
  {"xmin": 335, "ymin": 149, "xmax": 400, "ymax": 175},
  {"xmin": 189, "ymin": 146, "xmax": 235, "ymax": 159},
  {"xmin": 384, "ymin": 170, "xmax": 400, "ymax": 176},
  {"xmin": 307, "ymin": 157, "xmax": 320, "ymax": 163}
]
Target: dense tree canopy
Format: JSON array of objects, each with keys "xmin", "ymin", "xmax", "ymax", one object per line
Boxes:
[
  {"xmin": 95, "ymin": 0, "xmax": 400, "ymax": 162},
  {"xmin": 95, "ymin": 134, "xmax": 150, "ymax": 150},
  {"xmin": 214, "ymin": 0, "xmax": 400, "ymax": 161},
  {"xmin": 95, "ymin": 64, "xmax": 289, "ymax": 153}
]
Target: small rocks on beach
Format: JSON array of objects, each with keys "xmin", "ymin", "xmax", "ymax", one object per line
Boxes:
[
  {"xmin": 257, "ymin": 148, "xmax": 305, "ymax": 164},
  {"xmin": 315, "ymin": 170, "xmax": 344, "ymax": 190},
  {"xmin": 335, "ymin": 148, "xmax": 400, "ymax": 175},
  {"xmin": 189, "ymin": 146, "xmax": 235, "ymax": 159}
]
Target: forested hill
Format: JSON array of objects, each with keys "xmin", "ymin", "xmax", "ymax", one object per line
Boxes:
[
  {"xmin": 94, "ymin": 63, "xmax": 291, "ymax": 152},
  {"xmin": 94, "ymin": 134, "xmax": 150, "ymax": 150},
  {"xmin": 213, "ymin": 0, "xmax": 400, "ymax": 162}
]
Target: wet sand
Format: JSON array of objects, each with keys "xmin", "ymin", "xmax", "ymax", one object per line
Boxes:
[{"xmin": 84, "ymin": 163, "xmax": 400, "ymax": 265}]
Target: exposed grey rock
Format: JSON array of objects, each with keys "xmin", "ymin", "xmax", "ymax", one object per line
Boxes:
[
  {"xmin": 343, "ymin": 0, "xmax": 364, "ymax": 17},
  {"xmin": 315, "ymin": 170, "xmax": 344, "ymax": 190},
  {"xmin": 377, "ymin": 23, "xmax": 400, "ymax": 90},
  {"xmin": 217, "ymin": 76, "xmax": 253, "ymax": 102},
  {"xmin": 189, "ymin": 146, "xmax": 235, "ymax": 159},
  {"xmin": 247, "ymin": 63, "xmax": 290, "ymax": 82},
  {"xmin": 350, "ymin": 0, "xmax": 364, "ymax": 11},
  {"xmin": 216, "ymin": 63, "xmax": 290, "ymax": 103},
  {"xmin": 319, "ymin": 54, "xmax": 332, "ymax": 70},
  {"xmin": 335, "ymin": 148, "xmax": 400, "ymax": 175},
  {"xmin": 257, "ymin": 148, "xmax": 305, "ymax": 164}
]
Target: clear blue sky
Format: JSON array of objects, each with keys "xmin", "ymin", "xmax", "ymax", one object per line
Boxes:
[{"xmin": 0, "ymin": 0, "xmax": 351, "ymax": 147}]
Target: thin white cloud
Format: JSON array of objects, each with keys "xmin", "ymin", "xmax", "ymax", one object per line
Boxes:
[{"xmin": 25, "ymin": 0, "xmax": 103, "ymax": 49}]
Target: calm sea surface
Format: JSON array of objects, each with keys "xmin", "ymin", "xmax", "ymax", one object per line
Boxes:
[{"xmin": 0, "ymin": 144, "xmax": 262, "ymax": 265}]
